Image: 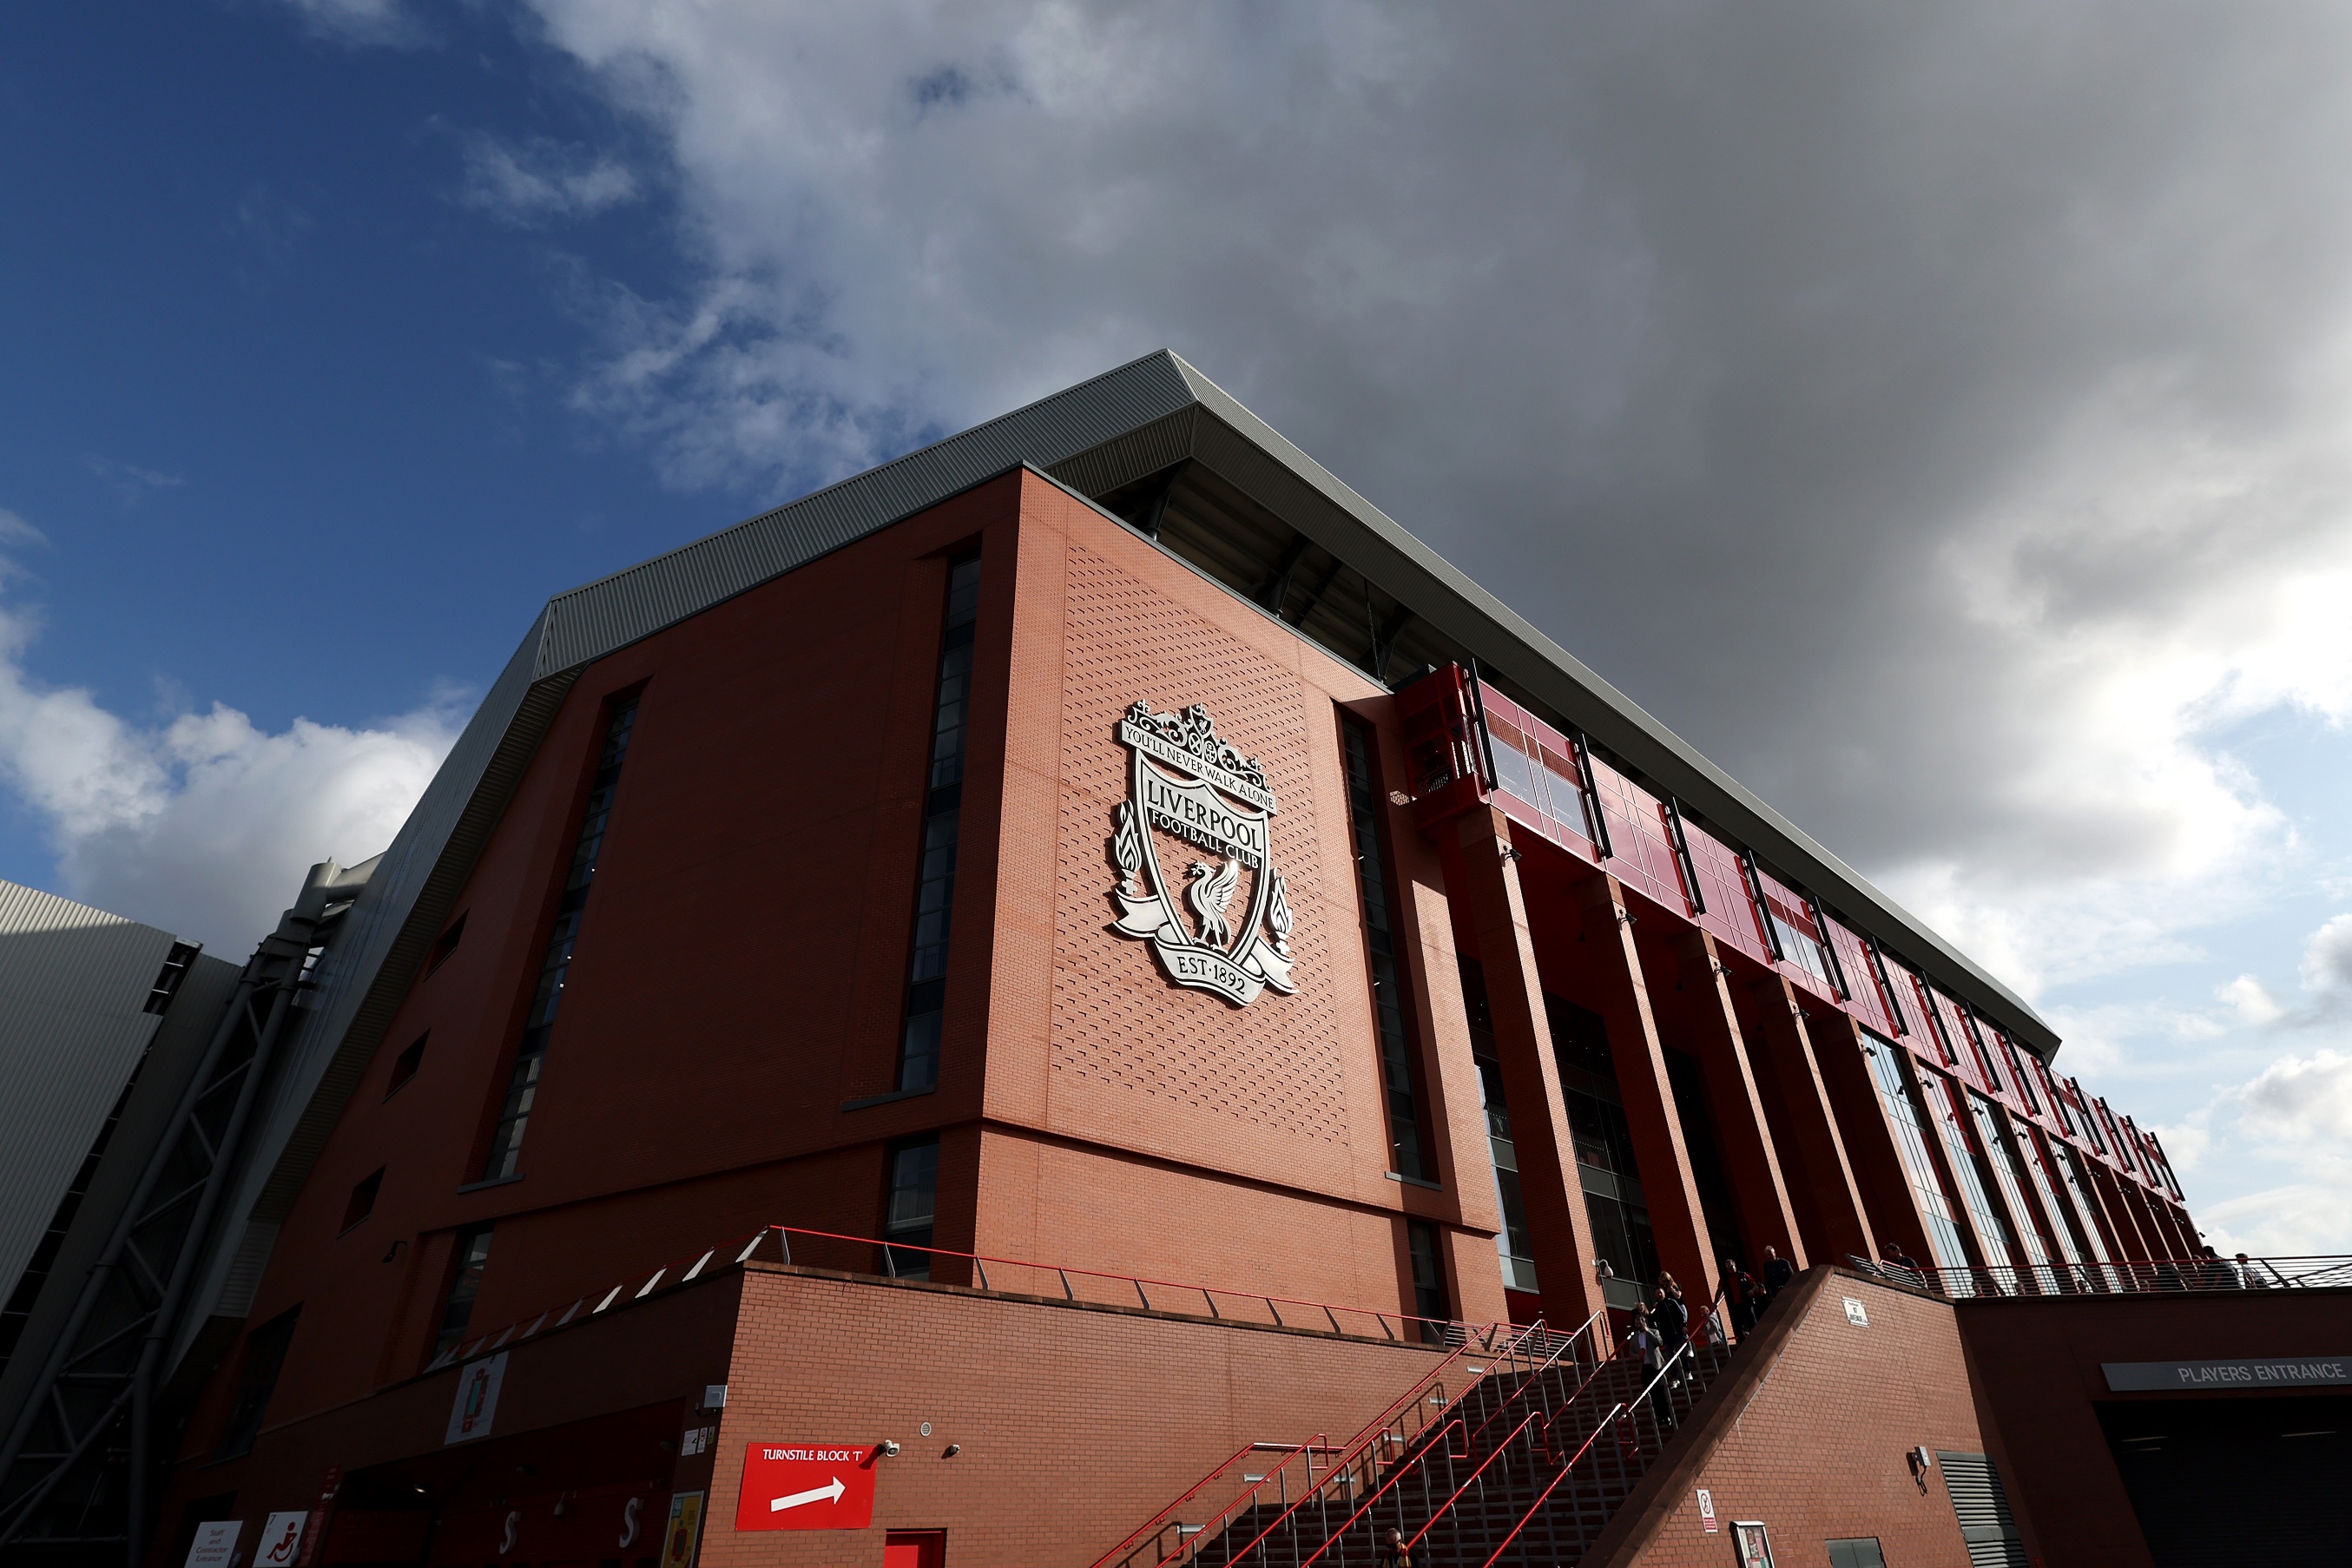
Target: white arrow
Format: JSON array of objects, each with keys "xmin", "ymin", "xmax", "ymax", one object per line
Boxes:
[{"xmin": 769, "ymin": 1478, "xmax": 846, "ymax": 1513}]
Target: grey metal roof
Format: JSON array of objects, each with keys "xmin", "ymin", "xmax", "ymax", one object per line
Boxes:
[{"xmin": 178, "ymin": 347, "xmax": 2059, "ymax": 1357}]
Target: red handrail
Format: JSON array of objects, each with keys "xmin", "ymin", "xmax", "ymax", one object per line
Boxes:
[
  {"xmin": 1475, "ymin": 1402, "xmax": 1631, "ymax": 1567},
  {"xmin": 1197, "ymin": 1320, "xmax": 1552, "ymax": 1568},
  {"xmin": 1467, "ymin": 1312, "xmax": 1728, "ymax": 1565},
  {"xmin": 1459, "ymin": 1310, "xmax": 1608, "ymax": 1450},
  {"xmin": 1293, "ymin": 1314, "xmax": 1614, "ymax": 1566},
  {"xmin": 432, "ymin": 1219, "xmax": 1518, "ymax": 1377},
  {"xmin": 1903, "ymin": 1253, "xmax": 2352, "ymax": 1298},
  {"xmin": 759, "ymin": 1222, "xmax": 1505, "ymax": 1340}
]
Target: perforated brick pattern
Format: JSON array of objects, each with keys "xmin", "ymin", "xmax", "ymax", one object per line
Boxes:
[{"xmin": 1051, "ymin": 543, "xmax": 1351, "ymax": 1141}]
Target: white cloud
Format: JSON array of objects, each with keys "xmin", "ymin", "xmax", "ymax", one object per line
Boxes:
[
  {"xmin": 2217, "ymin": 973, "xmax": 2283, "ymax": 1027},
  {"xmin": 2201, "ymin": 1182, "xmax": 2352, "ymax": 1260},
  {"xmin": 268, "ymin": 0, "xmax": 424, "ymax": 48},
  {"xmin": 2237, "ymin": 1047, "xmax": 2352, "ymax": 1145},
  {"xmin": 2183, "ymin": 1047, "xmax": 2352, "ymax": 1255},
  {"xmin": 2297, "ymin": 912, "xmax": 2352, "ymax": 998},
  {"xmin": 0, "ymin": 530, "xmax": 458, "ymax": 949},
  {"xmin": 0, "ymin": 511, "xmax": 47, "ymax": 553},
  {"xmin": 459, "ymin": 135, "xmax": 642, "ymax": 227}
]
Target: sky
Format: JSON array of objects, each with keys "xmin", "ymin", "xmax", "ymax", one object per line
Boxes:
[{"xmin": 3, "ymin": 0, "xmax": 2349, "ymax": 1255}]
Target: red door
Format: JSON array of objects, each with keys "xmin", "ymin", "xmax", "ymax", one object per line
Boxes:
[{"xmin": 882, "ymin": 1531, "xmax": 945, "ymax": 1568}]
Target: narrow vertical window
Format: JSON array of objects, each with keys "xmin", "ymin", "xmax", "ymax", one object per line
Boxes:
[
  {"xmin": 481, "ymin": 699, "xmax": 640, "ymax": 1182},
  {"xmin": 2000, "ymin": 1035, "xmax": 2041, "ymax": 1114},
  {"xmin": 432, "ymin": 1225, "xmax": 494, "ymax": 1360},
  {"xmin": 385, "ymin": 1033, "xmax": 427, "ymax": 1098},
  {"xmin": 1404, "ymin": 1220, "xmax": 1450, "ymax": 1342},
  {"xmin": 1457, "ymin": 961, "xmax": 1538, "ymax": 1295},
  {"xmin": 145, "ymin": 941, "xmax": 201, "ymax": 1014},
  {"xmin": 1921, "ymin": 1070, "xmax": 2020, "ymax": 1281},
  {"xmin": 1341, "ymin": 715, "xmax": 1430, "ymax": 1181},
  {"xmin": 898, "ymin": 557, "xmax": 982, "ymax": 1094},
  {"xmin": 2048, "ymin": 1137, "xmax": 2119, "ymax": 1281},
  {"xmin": 1861, "ymin": 1031, "xmax": 1971, "ymax": 1279},
  {"xmin": 1968, "ymin": 1092, "xmax": 2056, "ymax": 1288},
  {"xmin": 2012, "ymin": 1122, "xmax": 2092, "ymax": 1275},
  {"xmin": 883, "ymin": 1137, "xmax": 940, "ymax": 1281},
  {"xmin": 213, "ymin": 1306, "xmax": 300, "ymax": 1460},
  {"xmin": 339, "ymin": 1169, "xmax": 384, "ymax": 1234}
]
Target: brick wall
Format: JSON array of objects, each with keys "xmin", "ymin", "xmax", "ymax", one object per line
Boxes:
[
  {"xmin": 981, "ymin": 480, "xmax": 1503, "ymax": 1324},
  {"xmin": 707, "ymin": 1263, "xmax": 1449, "ymax": 1568},
  {"xmin": 1594, "ymin": 1271, "xmax": 1984, "ymax": 1568}
]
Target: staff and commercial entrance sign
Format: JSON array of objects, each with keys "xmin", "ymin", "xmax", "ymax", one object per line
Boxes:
[
  {"xmin": 734, "ymin": 1444, "xmax": 878, "ymax": 1532},
  {"xmin": 1108, "ymin": 702, "xmax": 1297, "ymax": 1007}
]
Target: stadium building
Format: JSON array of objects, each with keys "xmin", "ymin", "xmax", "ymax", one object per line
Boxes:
[{"xmin": 0, "ymin": 353, "xmax": 2338, "ymax": 1568}]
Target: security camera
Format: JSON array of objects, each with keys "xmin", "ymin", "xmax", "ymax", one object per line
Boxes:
[{"xmin": 879, "ymin": 1440, "xmax": 902, "ymax": 1458}]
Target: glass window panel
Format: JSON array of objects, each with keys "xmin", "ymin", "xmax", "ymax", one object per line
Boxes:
[{"xmin": 1861, "ymin": 1031, "xmax": 1973, "ymax": 1281}]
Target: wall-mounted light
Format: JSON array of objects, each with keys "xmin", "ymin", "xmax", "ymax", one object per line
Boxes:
[
  {"xmin": 1907, "ymin": 1446, "xmax": 1934, "ymax": 1492},
  {"xmin": 941, "ymin": 1444, "xmax": 961, "ymax": 1459},
  {"xmin": 877, "ymin": 1440, "xmax": 902, "ymax": 1459}
]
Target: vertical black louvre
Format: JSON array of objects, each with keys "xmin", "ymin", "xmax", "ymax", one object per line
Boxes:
[
  {"xmin": 481, "ymin": 699, "xmax": 639, "ymax": 1182},
  {"xmin": 897, "ymin": 556, "xmax": 981, "ymax": 1093},
  {"xmin": 432, "ymin": 1226, "xmax": 495, "ymax": 1361},
  {"xmin": 884, "ymin": 1138, "xmax": 941, "ymax": 1281},
  {"xmin": 1341, "ymin": 716, "xmax": 1429, "ymax": 1181},
  {"xmin": 1550, "ymin": 995, "xmax": 1661, "ymax": 1301},
  {"xmin": 1457, "ymin": 959, "xmax": 1538, "ymax": 1295},
  {"xmin": 1404, "ymin": 1220, "xmax": 1450, "ymax": 1343}
]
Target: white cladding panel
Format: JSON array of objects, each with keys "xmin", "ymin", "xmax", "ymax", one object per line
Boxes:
[{"xmin": 0, "ymin": 881, "xmax": 176, "ymax": 1300}]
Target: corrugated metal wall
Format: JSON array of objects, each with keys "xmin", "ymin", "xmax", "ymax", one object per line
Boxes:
[
  {"xmin": 0, "ymin": 882, "xmax": 177, "ymax": 1300},
  {"xmin": 0, "ymin": 947, "xmax": 239, "ymax": 1420}
]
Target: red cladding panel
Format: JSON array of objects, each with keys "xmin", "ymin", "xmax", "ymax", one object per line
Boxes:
[
  {"xmin": 1683, "ymin": 820, "xmax": 1772, "ymax": 967},
  {"xmin": 1463, "ymin": 682, "xmax": 1595, "ymax": 859},
  {"xmin": 1822, "ymin": 917, "xmax": 1899, "ymax": 1038},
  {"xmin": 1585, "ymin": 754, "xmax": 1688, "ymax": 912}
]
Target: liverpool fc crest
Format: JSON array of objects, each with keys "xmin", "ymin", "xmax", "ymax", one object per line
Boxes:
[{"xmin": 1107, "ymin": 702, "xmax": 1298, "ymax": 1007}]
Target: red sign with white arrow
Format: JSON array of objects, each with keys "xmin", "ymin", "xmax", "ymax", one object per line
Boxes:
[{"xmin": 733, "ymin": 1444, "xmax": 878, "ymax": 1532}]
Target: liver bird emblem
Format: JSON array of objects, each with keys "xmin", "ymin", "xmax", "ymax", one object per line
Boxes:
[{"xmin": 1186, "ymin": 858, "xmax": 1242, "ymax": 946}]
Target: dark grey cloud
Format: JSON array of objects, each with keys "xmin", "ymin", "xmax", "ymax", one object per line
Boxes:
[{"xmin": 503, "ymin": 0, "xmax": 2352, "ymax": 991}]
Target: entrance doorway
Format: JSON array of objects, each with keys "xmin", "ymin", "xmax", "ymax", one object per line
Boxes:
[
  {"xmin": 2100, "ymin": 1397, "xmax": 2344, "ymax": 1565},
  {"xmin": 884, "ymin": 1530, "xmax": 946, "ymax": 1568}
]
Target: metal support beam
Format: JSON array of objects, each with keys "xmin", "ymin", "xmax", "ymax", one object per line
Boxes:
[{"xmin": 0, "ymin": 861, "xmax": 369, "ymax": 1566}]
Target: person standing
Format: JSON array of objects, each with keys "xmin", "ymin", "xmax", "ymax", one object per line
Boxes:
[
  {"xmin": 1719, "ymin": 1258, "xmax": 1762, "ymax": 1336},
  {"xmin": 1628, "ymin": 1302, "xmax": 1671, "ymax": 1430},
  {"xmin": 1652, "ymin": 1275, "xmax": 1689, "ymax": 1359},
  {"xmin": 1761, "ymin": 1245, "xmax": 1795, "ymax": 1301}
]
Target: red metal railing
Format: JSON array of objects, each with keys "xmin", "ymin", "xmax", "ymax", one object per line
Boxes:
[
  {"xmin": 1084, "ymin": 1320, "xmax": 1571, "ymax": 1568},
  {"xmin": 1850, "ymin": 1253, "xmax": 2352, "ymax": 1300},
  {"xmin": 424, "ymin": 1221, "xmax": 1507, "ymax": 1374},
  {"xmin": 1165, "ymin": 1304, "xmax": 1730, "ymax": 1566},
  {"xmin": 1284, "ymin": 1314, "xmax": 1620, "ymax": 1568}
]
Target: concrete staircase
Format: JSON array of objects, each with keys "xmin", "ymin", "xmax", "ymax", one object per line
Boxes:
[{"xmin": 1186, "ymin": 1323, "xmax": 1737, "ymax": 1568}]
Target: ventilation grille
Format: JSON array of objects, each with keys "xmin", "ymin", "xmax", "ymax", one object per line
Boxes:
[{"xmin": 1939, "ymin": 1451, "xmax": 2029, "ymax": 1568}]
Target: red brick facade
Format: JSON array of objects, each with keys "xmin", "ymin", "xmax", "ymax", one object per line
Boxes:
[
  {"xmin": 1589, "ymin": 1272, "xmax": 1987, "ymax": 1568},
  {"xmin": 146, "ymin": 460, "xmax": 2234, "ymax": 1568}
]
